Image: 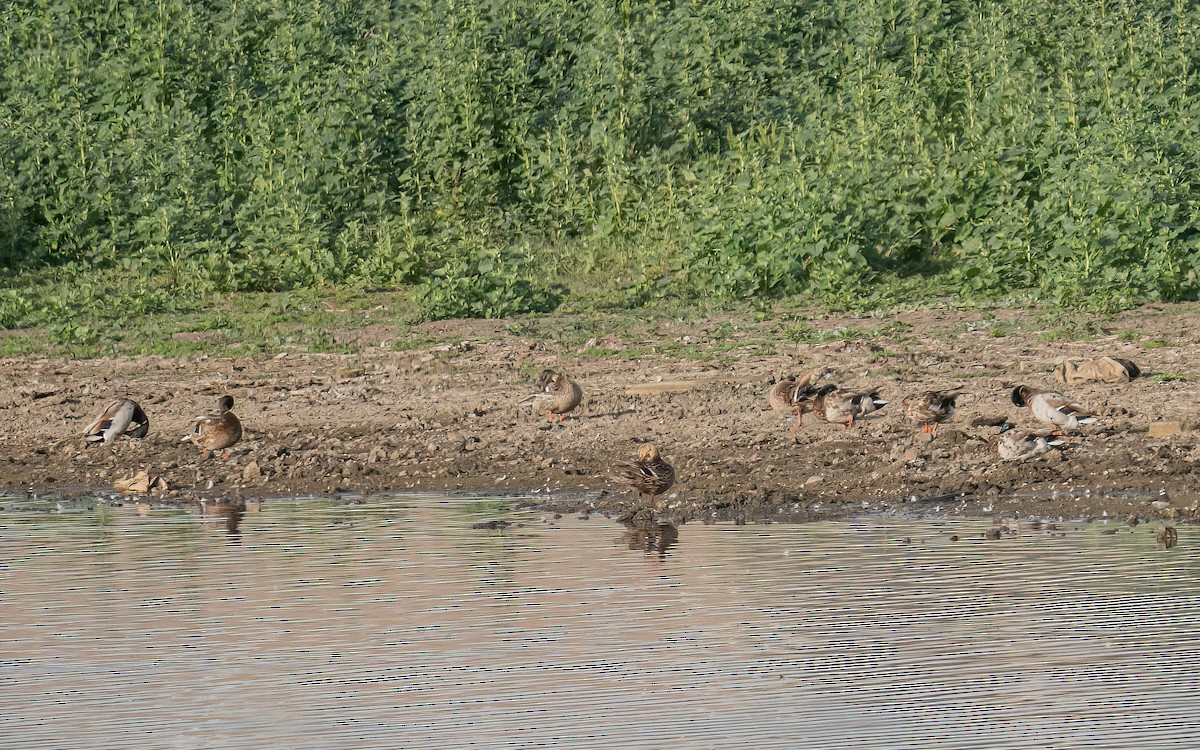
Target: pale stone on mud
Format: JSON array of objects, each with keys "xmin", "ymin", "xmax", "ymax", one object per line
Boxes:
[
  {"xmin": 1148, "ymin": 421, "xmax": 1183, "ymax": 438},
  {"xmin": 242, "ymin": 460, "xmax": 262, "ymax": 481}
]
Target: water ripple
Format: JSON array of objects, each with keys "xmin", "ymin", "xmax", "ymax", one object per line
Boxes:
[{"xmin": 0, "ymin": 499, "xmax": 1196, "ymax": 748}]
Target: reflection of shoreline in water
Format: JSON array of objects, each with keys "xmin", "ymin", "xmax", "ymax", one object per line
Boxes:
[{"xmin": 619, "ymin": 522, "xmax": 679, "ymax": 557}]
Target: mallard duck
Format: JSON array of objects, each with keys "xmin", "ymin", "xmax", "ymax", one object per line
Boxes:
[
  {"xmin": 528, "ymin": 369, "xmax": 583, "ymax": 423},
  {"xmin": 811, "ymin": 384, "xmax": 888, "ymax": 429},
  {"xmin": 767, "ymin": 368, "xmax": 823, "ymax": 429},
  {"xmin": 182, "ymin": 395, "xmax": 242, "ymax": 456},
  {"xmin": 83, "ymin": 398, "xmax": 150, "ymax": 444},
  {"xmin": 988, "ymin": 428, "xmax": 1065, "ymax": 461},
  {"xmin": 1011, "ymin": 385, "xmax": 1096, "ymax": 434},
  {"xmin": 616, "ymin": 443, "xmax": 676, "ymax": 506},
  {"xmin": 902, "ymin": 388, "xmax": 964, "ymax": 435}
]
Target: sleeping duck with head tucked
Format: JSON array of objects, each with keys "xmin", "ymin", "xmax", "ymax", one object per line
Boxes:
[
  {"xmin": 810, "ymin": 384, "xmax": 888, "ymax": 430},
  {"xmin": 83, "ymin": 398, "xmax": 150, "ymax": 444}
]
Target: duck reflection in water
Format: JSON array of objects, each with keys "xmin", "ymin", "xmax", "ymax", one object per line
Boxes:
[
  {"xmin": 619, "ymin": 520, "xmax": 679, "ymax": 558},
  {"xmin": 200, "ymin": 499, "xmax": 247, "ymax": 536}
]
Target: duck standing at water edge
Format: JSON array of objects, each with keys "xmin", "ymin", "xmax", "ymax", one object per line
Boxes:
[
  {"xmin": 83, "ymin": 398, "xmax": 150, "ymax": 444},
  {"xmin": 182, "ymin": 395, "xmax": 243, "ymax": 457},
  {"xmin": 617, "ymin": 444, "xmax": 676, "ymax": 508}
]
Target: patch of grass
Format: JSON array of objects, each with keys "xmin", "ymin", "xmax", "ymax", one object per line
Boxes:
[
  {"xmin": 1035, "ymin": 311, "xmax": 1110, "ymax": 341},
  {"xmin": 390, "ymin": 337, "xmax": 433, "ymax": 352},
  {"xmin": 1143, "ymin": 339, "xmax": 1171, "ymax": 349},
  {"xmin": 785, "ymin": 320, "xmax": 913, "ymax": 345},
  {"xmin": 1149, "ymin": 372, "xmax": 1189, "ymax": 383},
  {"xmin": 579, "ymin": 346, "xmax": 652, "ymax": 361}
]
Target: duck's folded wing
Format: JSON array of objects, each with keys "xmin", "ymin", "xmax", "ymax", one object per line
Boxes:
[{"xmin": 1043, "ymin": 394, "xmax": 1091, "ymax": 417}]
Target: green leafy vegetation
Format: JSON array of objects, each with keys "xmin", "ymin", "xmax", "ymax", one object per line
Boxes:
[
  {"xmin": 3, "ymin": 0, "xmax": 1200, "ymax": 332},
  {"xmin": 1148, "ymin": 372, "xmax": 1189, "ymax": 382}
]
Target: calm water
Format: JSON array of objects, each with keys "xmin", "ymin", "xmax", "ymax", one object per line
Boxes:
[{"xmin": 1, "ymin": 495, "xmax": 1198, "ymax": 749}]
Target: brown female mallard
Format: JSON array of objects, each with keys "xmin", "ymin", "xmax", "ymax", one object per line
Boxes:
[
  {"xmin": 902, "ymin": 388, "xmax": 964, "ymax": 435},
  {"xmin": 767, "ymin": 368, "xmax": 823, "ymax": 429},
  {"xmin": 1011, "ymin": 385, "xmax": 1096, "ymax": 434},
  {"xmin": 617, "ymin": 443, "xmax": 676, "ymax": 506},
  {"xmin": 811, "ymin": 384, "xmax": 888, "ymax": 429},
  {"xmin": 83, "ymin": 398, "xmax": 150, "ymax": 444},
  {"xmin": 182, "ymin": 395, "xmax": 242, "ymax": 456},
  {"xmin": 528, "ymin": 369, "xmax": 583, "ymax": 423}
]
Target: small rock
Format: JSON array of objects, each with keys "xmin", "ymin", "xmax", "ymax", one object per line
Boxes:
[
  {"xmin": 113, "ymin": 470, "xmax": 169, "ymax": 494},
  {"xmin": 242, "ymin": 460, "xmax": 261, "ymax": 481},
  {"xmin": 1148, "ymin": 421, "xmax": 1183, "ymax": 438}
]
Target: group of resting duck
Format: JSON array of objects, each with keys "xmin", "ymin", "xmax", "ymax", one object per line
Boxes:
[
  {"xmin": 527, "ymin": 364, "xmax": 1110, "ymax": 509},
  {"xmin": 83, "ymin": 395, "xmax": 243, "ymax": 456},
  {"xmin": 79, "ymin": 362, "xmax": 1112, "ymax": 510}
]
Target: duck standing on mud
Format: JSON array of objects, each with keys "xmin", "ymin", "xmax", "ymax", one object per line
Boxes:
[
  {"xmin": 989, "ymin": 428, "xmax": 1065, "ymax": 461},
  {"xmin": 902, "ymin": 388, "xmax": 963, "ymax": 436},
  {"xmin": 1010, "ymin": 385, "xmax": 1096, "ymax": 434},
  {"xmin": 767, "ymin": 368, "xmax": 823, "ymax": 430},
  {"xmin": 527, "ymin": 369, "xmax": 583, "ymax": 423},
  {"xmin": 617, "ymin": 443, "xmax": 676, "ymax": 507},
  {"xmin": 182, "ymin": 395, "xmax": 243, "ymax": 457},
  {"xmin": 83, "ymin": 398, "xmax": 150, "ymax": 444},
  {"xmin": 811, "ymin": 384, "xmax": 888, "ymax": 430}
]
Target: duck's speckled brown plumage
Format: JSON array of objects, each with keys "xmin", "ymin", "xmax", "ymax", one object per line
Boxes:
[
  {"xmin": 182, "ymin": 395, "xmax": 242, "ymax": 454},
  {"xmin": 532, "ymin": 369, "xmax": 583, "ymax": 423},
  {"xmin": 767, "ymin": 369, "xmax": 822, "ymax": 428},
  {"xmin": 811, "ymin": 384, "xmax": 888, "ymax": 429},
  {"xmin": 902, "ymin": 388, "xmax": 963, "ymax": 434},
  {"xmin": 617, "ymin": 444, "xmax": 676, "ymax": 506}
]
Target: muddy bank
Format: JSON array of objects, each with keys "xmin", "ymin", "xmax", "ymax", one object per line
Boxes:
[{"xmin": 2, "ymin": 305, "xmax": 1200, "ymax": 522}]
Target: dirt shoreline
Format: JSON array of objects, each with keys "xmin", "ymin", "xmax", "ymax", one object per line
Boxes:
[{"xmin": 3, "ymin": 305, "xmax": 1199, "ymax": 523}]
